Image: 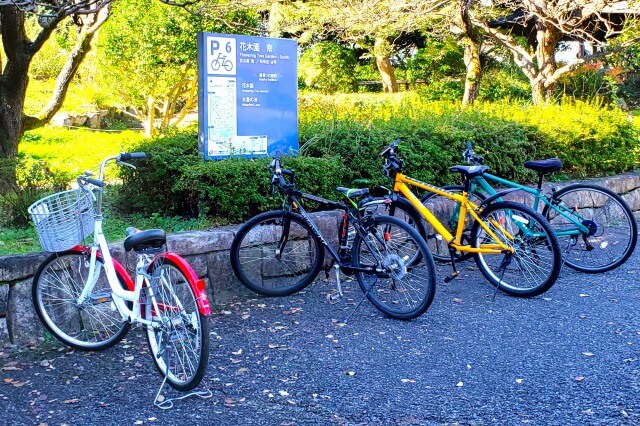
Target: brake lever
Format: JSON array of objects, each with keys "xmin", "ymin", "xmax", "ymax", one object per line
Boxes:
[{"xmin": 116, "ymin": 161, "xmax": 136, "ymax": 170}]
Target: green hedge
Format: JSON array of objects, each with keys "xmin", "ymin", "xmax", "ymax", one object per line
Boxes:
[{"xmin": 118, "ymin": 95, "xmax": 640, "ymax": 223}]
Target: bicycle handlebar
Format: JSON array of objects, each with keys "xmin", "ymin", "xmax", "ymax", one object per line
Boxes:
[
  {"xmin": 379, "ymin": 138, "xmax": 400, "ymax": 158},
  {"xmin": 269, "ymin": 158, "xmax": 294, "ymax": 194}
]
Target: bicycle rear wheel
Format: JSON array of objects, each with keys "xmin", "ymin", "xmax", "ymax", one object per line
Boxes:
[
  {"xmin": 352, "ymin": 215, "xmax": 436, "ymax": 320},
  {"xmin": 32, "ymin": 250, "xmax": 131, "ymax": 351},
  {"xmin": 542, "ymin": 183, "xmax": 637, "ymax": 273},
  {"xmin": 472, "ymin": 201, "xmax": 562, "ymax": 297},
  {"xmin": 144, "ymin": 257, "xmax": 209, "ymax": 391},
  {"xmin": 230, "ymin": 210, "xmax": 324, "ymax": 296}
]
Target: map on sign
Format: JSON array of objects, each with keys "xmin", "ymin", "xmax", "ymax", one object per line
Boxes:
[{"xmin": 198, "ymin": 33, "xmax": 298, "ymax": 160}]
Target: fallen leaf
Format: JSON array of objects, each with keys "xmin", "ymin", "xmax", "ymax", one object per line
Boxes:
[
  {"xmin": 232, "ymin": 349, "xmax": 243, "ymax": 355},
  {"xmin": 578, "ymin": 315, "xmax": 587, "ymax": 319},
  {"xmin": 400, "ymin": 379, "xmax": 415, "ymax": 383},
  {"xmin": 236, "ymin": 368, "xmax": 249, "ymax": 375},
  {"xmin": 224, "ymin": 397, "xmax": 235, "ymax": 406},
  {"xmin": 456, "ymin": 381, "xmax": 464, "ymax": 387},
  {"xmin": 278, "ymin": 390, "xmax": 289, "ymax": 396},
  {"xmin": 345, "ymin": 370, "xmax": 356, "ymax": 376},
  {"xmin": 582, "ymin": 352, "xmax": 595, "ymax": 357},
  {"xmin": 123, "ymin": 356, "xmax": 134, "ymax": 361},
  {"xmin": 579, "ymin": 294, "xmax": 589, "ymax": 297},
  {"xmin": 573, "ymin": 376, "xmax": 585, "ymax": 382},
  {"xmin": 515, "ymin": 378, "xmax": 524, "ymax": 384},
  {"xmin": 241, "ymin": 314, "xmax": 250, "ymax": 320},
  {"xmin": 63, "ymin": 399, "xmax": 79, "ymax": 404},
  {"xmin": 452, "ymin": 298, "xmax": 464, "ymax": 304}
]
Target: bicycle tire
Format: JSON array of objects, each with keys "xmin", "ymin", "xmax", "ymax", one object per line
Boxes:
[
  {"xmin": 144, "ymin": 256, "xmax": 210, "ymax": 391},
  {"xmin": 230, "ymin": 210, "xmax": 325, "ymax": 297},
  {"xmin": 420, "ymin": 185, "xmax": 486, "ymax": 262},
  {"xmin": 352, "ymin": 215, "xmax": 436, "ymax": 320},
  {"xmin": 471, "ymin": 201, "xmax": 562, "ymax": 297},
  {"xmin": 32, "ymin": 250, "xmax": 131, "ymax": 351},
  {"xmin": 542, "ymin": 183, "xmax": 637, "ymax": 273}
]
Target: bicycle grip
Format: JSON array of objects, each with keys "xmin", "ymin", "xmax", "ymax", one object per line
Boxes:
[
  {"xmin": 120, "ymin": 152, "xmax": 147, "ymax": 161},
  {"xmin": 85, "ymin": 177, "xmax": 104, "ymax": 187}
]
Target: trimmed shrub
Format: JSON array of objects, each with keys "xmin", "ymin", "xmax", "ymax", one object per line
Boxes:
[{"xmin": 116, "ymin": 95, "xmax": 640, "ymax": 224}]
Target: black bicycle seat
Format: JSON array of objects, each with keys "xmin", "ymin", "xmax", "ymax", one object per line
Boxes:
[
  {"xmin": 336, "ymin": 187, "xmax": 369, "ymax": 199},
  {"xmin": 449, "ymin": 165, "xmax": 489, "ymax": 178},
  {"xmin": 123, "ymin": 229, "xmax": 166, "ymax": 252},
  {"xmin": 523, "ymin": 158, "xmax": 563, "ymax": 174}
]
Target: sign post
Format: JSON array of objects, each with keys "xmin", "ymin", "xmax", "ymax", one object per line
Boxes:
[{"xmin": 197, "ymin": 33, "xmax": 298, "ymax": 159}]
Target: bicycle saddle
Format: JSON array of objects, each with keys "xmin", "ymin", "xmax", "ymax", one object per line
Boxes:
[
  {"xmin": 124, "ymin": 229, "xmax": 166, "ymax": 252},
  {"xmin": 449, "ymin": 165, "xmax": 489, "ymax": 178},
  {"xmin": 336, "ymin": 187, "xmax": 369, "ymax": 199},
  {"xmin": 523, "ymin": 158, "xmax": 563, "ymax": 174}
]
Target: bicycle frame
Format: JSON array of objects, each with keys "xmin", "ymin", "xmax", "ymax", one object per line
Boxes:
[
  {"xmin": 281, "ymin": 190, "xmax": 393, "ymax": 273},
  {"xmin": 392, "ymin": 173, "xmax": 514, "ymax": 254},
  {"xmin": 72, "ymin": 155, "xmax": 210, "ymax": 327},
  {"xmin": 468, "ymin": 173, "xmax": 591, "ymax": 237}
]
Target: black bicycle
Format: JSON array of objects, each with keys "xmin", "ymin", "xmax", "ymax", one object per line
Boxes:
[{"xmin": 229, "ymin": 159, "xmax": 437, "ymax": 320}]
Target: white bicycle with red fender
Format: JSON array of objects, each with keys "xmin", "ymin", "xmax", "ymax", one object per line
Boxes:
[{"xmin": 29, "ymin": 152, "xmax": 211, "ymax": 397}]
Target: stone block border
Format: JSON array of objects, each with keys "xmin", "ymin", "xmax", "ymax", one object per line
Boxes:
[{"xmin": 1, "ymin": 173, "xmax": 639, "ymax": 345}]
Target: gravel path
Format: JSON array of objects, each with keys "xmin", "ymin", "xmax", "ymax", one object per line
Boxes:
[{"xmin": 1, "ymin": 252, "xmax": 638, "ymax": 425}]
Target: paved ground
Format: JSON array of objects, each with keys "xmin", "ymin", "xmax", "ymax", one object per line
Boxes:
[{"xmin": 1, "ymin": 251, "xmax": 639, "ymax": 425}]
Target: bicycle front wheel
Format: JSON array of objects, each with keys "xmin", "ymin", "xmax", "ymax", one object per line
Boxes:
[
  {"xmin": 145, "ymin": 257, "xmax": 209, "ymax": 392},
  {"xmin": 32, "ymin": 250, "xmax": 131, "ymax": 351},
  {"xmin": 542, "ymin": 183, "xmax": 637, "ymax": 273},
  {"xmin": 352, "ymin": 215, "xmax": 436, "ymax": 320},
  {"xmin": 472, "ymin": 201, "xmax": 562, "ymax": 297},
  {"xmin": 230, "ymin": 210, "xmax": 324, "ymax": 296}
]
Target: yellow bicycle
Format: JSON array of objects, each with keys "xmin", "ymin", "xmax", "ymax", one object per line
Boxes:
[{"xmin": 378, "ymin": 140, "xmax": 562, "ymax": 297}]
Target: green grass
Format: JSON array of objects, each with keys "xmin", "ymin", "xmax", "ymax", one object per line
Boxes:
[
  {"xmin": 21, "ymin": 126, "xmax": 144, "ymax": 178},
  {"xmin": 24, "ymin": 78, "xmax": 125, "ymax": 116}
]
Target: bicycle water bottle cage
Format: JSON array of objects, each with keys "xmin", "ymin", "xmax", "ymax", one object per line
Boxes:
[
  {"xmin": 523, "ymin": 158, "xmax": 563, "ymax": 174},
  {"xmin": 449, "ymin": 164, "xmax": 489, "ymax": 178},
  {"xmin": 124, "ymin": 229, "xmax": 167, "ymax": 253}
]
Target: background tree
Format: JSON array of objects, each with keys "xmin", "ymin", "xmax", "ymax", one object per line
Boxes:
[
  {"xmin": 207, "ymin": 0, "xmax": 448, "ymax": 93},
  {"xmin": 97, "ymin": 0, "xmax": 257, "ymax": 136},
  {"xmin": 468, "ymin": 0, "xmax": 640, "ymax": 104},
  {"xmin": 0, "ymin": 0, "xmax": 195, "ymax": 194}
]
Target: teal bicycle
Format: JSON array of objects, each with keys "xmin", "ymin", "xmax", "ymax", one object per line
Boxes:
[{"xmin": 386, "ymin": 141, "xmax": 637, "ymax": 273}]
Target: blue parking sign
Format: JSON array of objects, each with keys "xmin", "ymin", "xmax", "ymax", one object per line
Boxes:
[{"xmin": 197, "ymin": 33, "xmax": 298, "ymax": 159}]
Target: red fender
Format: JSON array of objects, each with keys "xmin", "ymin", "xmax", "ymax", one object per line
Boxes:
[
  {"xmin": 152, "ymin": 252, "xmax": 211, "ymax": 316},
  {"xmin": 69, "ymin": 245, "xmax": 135, "ymax": 291}
]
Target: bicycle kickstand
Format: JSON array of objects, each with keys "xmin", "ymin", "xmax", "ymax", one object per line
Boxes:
[
  {"xmin": 559, "ymin": 238, "xmax": 578, "ymax": 271},
  {"xmin": 327, "ymin": 264, "xmax": 343, "ymax": 304},
  {"xmin": 444, "ymin": 248, "xmax": 459, "ymax": 283}
]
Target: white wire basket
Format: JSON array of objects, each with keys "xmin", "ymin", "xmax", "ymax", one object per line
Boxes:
[{"xmin": 28, "ymin": 188, "xmax": 96, "ymax": 252}]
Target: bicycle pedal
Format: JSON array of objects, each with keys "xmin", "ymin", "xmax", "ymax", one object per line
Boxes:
[{"xmin": 444, "ymin": 272, "xmax": 459, "ymax": 283}]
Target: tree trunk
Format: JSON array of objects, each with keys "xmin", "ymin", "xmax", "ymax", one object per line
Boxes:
[
  {"xmin": 374, "ymin": 37, "xmax": 398, "ymax": 93},
  {"xmin": 23, "ymin": 6, "xmax": 111, "ymax": 131},
  {"xmin": 458, "ymin": 0, "xmax": 482, "ymax": 106},
  {"xmin": 0, "ymin": 7, "xmax": 32, "ymax": 194},
  {"xmin": 376, "ymin": 56, "xmax": 398, "ymax": 93},
  {"xmin": 146, "ymin": 93, "xmax": 156, "ymax": 138},
  {"xmin": 531, "ymin": 24, "xmax": 561, "ymax": 104},
  {"xmin": 462, "ymin": 40, "xmax": 482, "ymax": 106}
]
